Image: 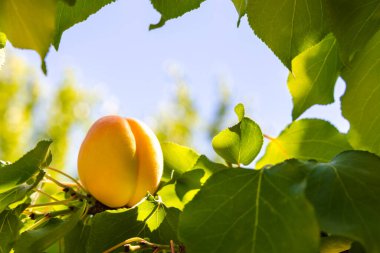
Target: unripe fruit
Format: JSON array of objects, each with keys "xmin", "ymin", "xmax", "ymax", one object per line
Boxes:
[{"xmin": 77, "ymin": 116, "xmax": 163, "ymax": 208}]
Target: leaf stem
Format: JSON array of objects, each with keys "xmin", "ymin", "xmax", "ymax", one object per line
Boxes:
[
  {"xmin": 34, "ymin": 188, "xmax": 60, "ymax": 202},
  {"xmin": 45, "ymin": 167, "xmax": 88, "ymax": 193},
  {"xmin": 28, "ymin": 197, "xmax": 75, "ymax": 208}
]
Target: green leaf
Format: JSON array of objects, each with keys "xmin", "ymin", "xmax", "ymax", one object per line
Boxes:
[
  {"xmin": 0, "ymin": 140, "xmax": 52, "ymax": 194},
  {"xmin": 0, "ymin": 186, "xmax": 30, "ymax": 213},
  {"xmin": 178, "ymin": 160, "xmax": 319, "ymax": 253},
  {"xmin": 0, "ymin": 0, "xmax": 57, "ymax": 73},
  {"xmin": 288, "ymin": 34, "xmax": 341, "ymax": 120},
  {"xmin": 257, "ymin": 119, "xmax": 351, "ymax": 168},
  {"xmin": 0, "ymin": 210, "xmax": 22, "ymax": 253},
  {"xmin": 0, "ymin": 171, "xmax": 45, "ymax": 213},
  {"xmin": 234, "ymin": 103, "xmax": 245, "ymax": 121},
  {"xmin": 87, "ymin": 200, "xmax": 180, "ymax": 252},
  {"xmin": 162, "ymin": 142, "xmax": 200, "ymax": 181},
  {"xmin": 341, "ymin": 29, "xmax": 380, "ymax": 156},
  {"xmin": 305, "ymin": 151, "xmax": 380, "ymax": 253},
  {"xmin": 14, "ymin": 204, "xmax": 85, "ymax": 253},
  {"xmin": 64, "ymin": 221, "xmax": 90, "ymax": 253},
  {"xmin": 149, "ymin": 0, "xmax": 206, "ymax": 30},
  {"xmin": 247, "ymin": 0, "xmax": 328, "ymax": 69},
  {"xmin": 149, "ymin": 207, "xmax": 181, "ymax": 243},
  {"xmin": 175, "ymin": 169, "xmax": 204, "ymax": 200},
  {"xmin": 53, "ymin": 0, "xmax": 116, "ymax": 50},
  {"xmin": 212, "ymin": 117, "xmax": 263, "ymax": 165},
  {"xmin": 325, "ymin": 0, "xmax": 380, "ymax": 63},
  {"xmin": 231, "ymin": 0, "xmax": 247, "ymax": 26},
  {"xmin": 137, "ymin": 195, "xmax": 166, "ymax": 232}
]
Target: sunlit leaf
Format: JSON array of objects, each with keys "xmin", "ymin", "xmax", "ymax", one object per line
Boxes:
[
  {"xmin": 179, "ymin": 160, "xmax": 319, "ymax": 253},
  {"xmin": 0, "ymin": 0, "xmax": 57, "ymax": 73},
  {"xmin": 212, "ymin": 117, "xmax": 263, "ymax": 165},
  {"xmin": 341, "ymin": 29, "xmax": 380, "ymax": 156},
  {"xmin": 162, "ymin": 142, "xmax": 200, "ymax": 181},
  {"xmin": 87, "ymin": 200, "xmax": 180, "ymax": 252},
  {"xmin": 247, "ymin": 0, "xmax": 328, "ymax": 69},
  {"xmin": 257, "ymin": 119, "xmax": 351, "ymax": 168},
  {"xmin": 306, "ymin": 151, "xmax": 380, "ymax": 253},
  {"xmin": 288, "ymin": 34, "xmax": 341, "ymax": 119}
]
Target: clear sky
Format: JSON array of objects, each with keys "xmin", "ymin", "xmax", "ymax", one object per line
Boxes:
[{"xmin": 9, "ymin": 0, "xmax": 349, "ymax": 156}]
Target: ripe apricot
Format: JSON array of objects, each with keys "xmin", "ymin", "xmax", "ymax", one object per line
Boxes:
[{"xmin": 77, "ymin": 116, "xmax": 163, "ymax": 208}]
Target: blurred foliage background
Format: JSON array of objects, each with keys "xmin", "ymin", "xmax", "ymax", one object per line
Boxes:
[{"xmin": 0, "ymin": 55, "xmax": 232, "ymax": 171}]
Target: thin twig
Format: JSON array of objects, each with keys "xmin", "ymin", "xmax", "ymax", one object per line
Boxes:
[{"xmin": 170, "ymin": 240, "xmax": 175, "ymax": 253}]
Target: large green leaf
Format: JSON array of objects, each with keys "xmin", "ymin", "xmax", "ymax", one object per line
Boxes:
[
  {"xmin": 179, "ymin": 160, "xmax": 319, "ymax": 253},
  {"xmin": 64, "ymin": 221, "xmax": 90, "ymax": 253},
  {"xmin": 0, "ymin": 210, "xmax": 22, "ymax": 253},
  {"xmin": 257, "ymin": 119, "xmax": 351, "ymax": 168},
  {"xmin": 212, "ymin": 117, "xmax": 263, "ymax": 166},
  {"xmin": 87, "ymin": 199, "xmax": 180, "ymax": 252},
  {"xmin": 149, "ymin": 0, "xmax": 206, "ymax": 30},
  {"xmin": 341, "ymin": 29, "xmax": 380, "ymax": 156},
  {"xmin": 0, "ymin": 171, "xmax": 45, "ymax": 213},
  {"xmin": 53, "ymin": 0, "xmax": 116, "ymax": 50},
  {"xmin": 288, "ymin": 34, "xmax": 341, "ymax": 120},
  {"xmin": 247, "ymin": 0, "xmax": 328, "ymax": 69},
  {"xmin": 14, "ymin": 204, "xmax": 85, "ymax": 253},
  {"xmin": 306, "ymin": 151, "xmax": 380, "ymax": 253},
  {"xmin": 0, "ymin": 0, "xmax": 57, "ymax": 73},
  {"xmin": 0, "ymin": 140, "xmax": 52, "ymax": 194},
  {"xmin": 325, "ymin": 0, "xmax": 380, "ymax": 63}
]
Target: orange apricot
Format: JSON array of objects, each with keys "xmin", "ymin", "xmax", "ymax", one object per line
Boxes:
[{"xmin": 77, "ymin": 115, "xmax": 163, "ymax": 208}]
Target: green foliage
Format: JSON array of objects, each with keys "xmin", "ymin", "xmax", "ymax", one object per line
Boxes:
[
  {"xmin": 14, "ymin": 204, "xmax": 85, "ymax": 253},
  {"xmin": 179, "ymin": 159, "xmax": 320, "ymax": 253},
  {"xmin": 54, "ymin": 0, "xmax": 116, "ymax": 49},
  {"xmin": 0, "ymin": 140, "xmax": 51, "ymax": 194},
  {"xmin": 1, "ymin": 0, "xmax": 380, "ymax": 252},
  {"xmin": 0, "ymin": 209, "xmax": 22, "ymax": 253},
  {"xmin": 325, "ymin": 0, "xmax": 380, "ymax": 63},
  {"xmin": 257, "ymin": 119, "xmax": 352, "ymax": 168},
  {"xmin": 306, "ymin": 151, "xmax": 380, "ymax": 253},
  {"xmin": 150, "ymin": 0, "xmax": 206, "ymax": 30},
  {"xmin": 247, "ymin": 0, "xmax": 328, "ymax": 69},
  {"xmin": 341, "ymin": 29, "xmax": 380, "ymax": 156},
  {"xmin": 212, "ymin": 104, "xmax": 263, "ymax": 166},
  {"xmin": 288, "ymin": 34, "xmax": 341, "ymax": 119},
  {"xmin": 0, "ymin": 0, "xmax": 57, "ymax": 72}
]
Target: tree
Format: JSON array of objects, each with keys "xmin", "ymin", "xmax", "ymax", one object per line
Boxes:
[{"xmin": 1, "ymin": 1, "xmax": 380, "ymax": 253}]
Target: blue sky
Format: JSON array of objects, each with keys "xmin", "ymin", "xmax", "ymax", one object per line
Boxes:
[{"xmin": 9, "ymin": 0, "xmax": 348, "ymax": 156}]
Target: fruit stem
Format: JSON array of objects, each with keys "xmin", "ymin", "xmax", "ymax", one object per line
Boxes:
[{"xmin": 45, "ymin": 166, "xmax": 88, "ymax": 193}]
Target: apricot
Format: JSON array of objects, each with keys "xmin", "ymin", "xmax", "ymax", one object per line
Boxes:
[{"xmin": 77, "ymin": 115, "xmax": 163, "ymax": 208}]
